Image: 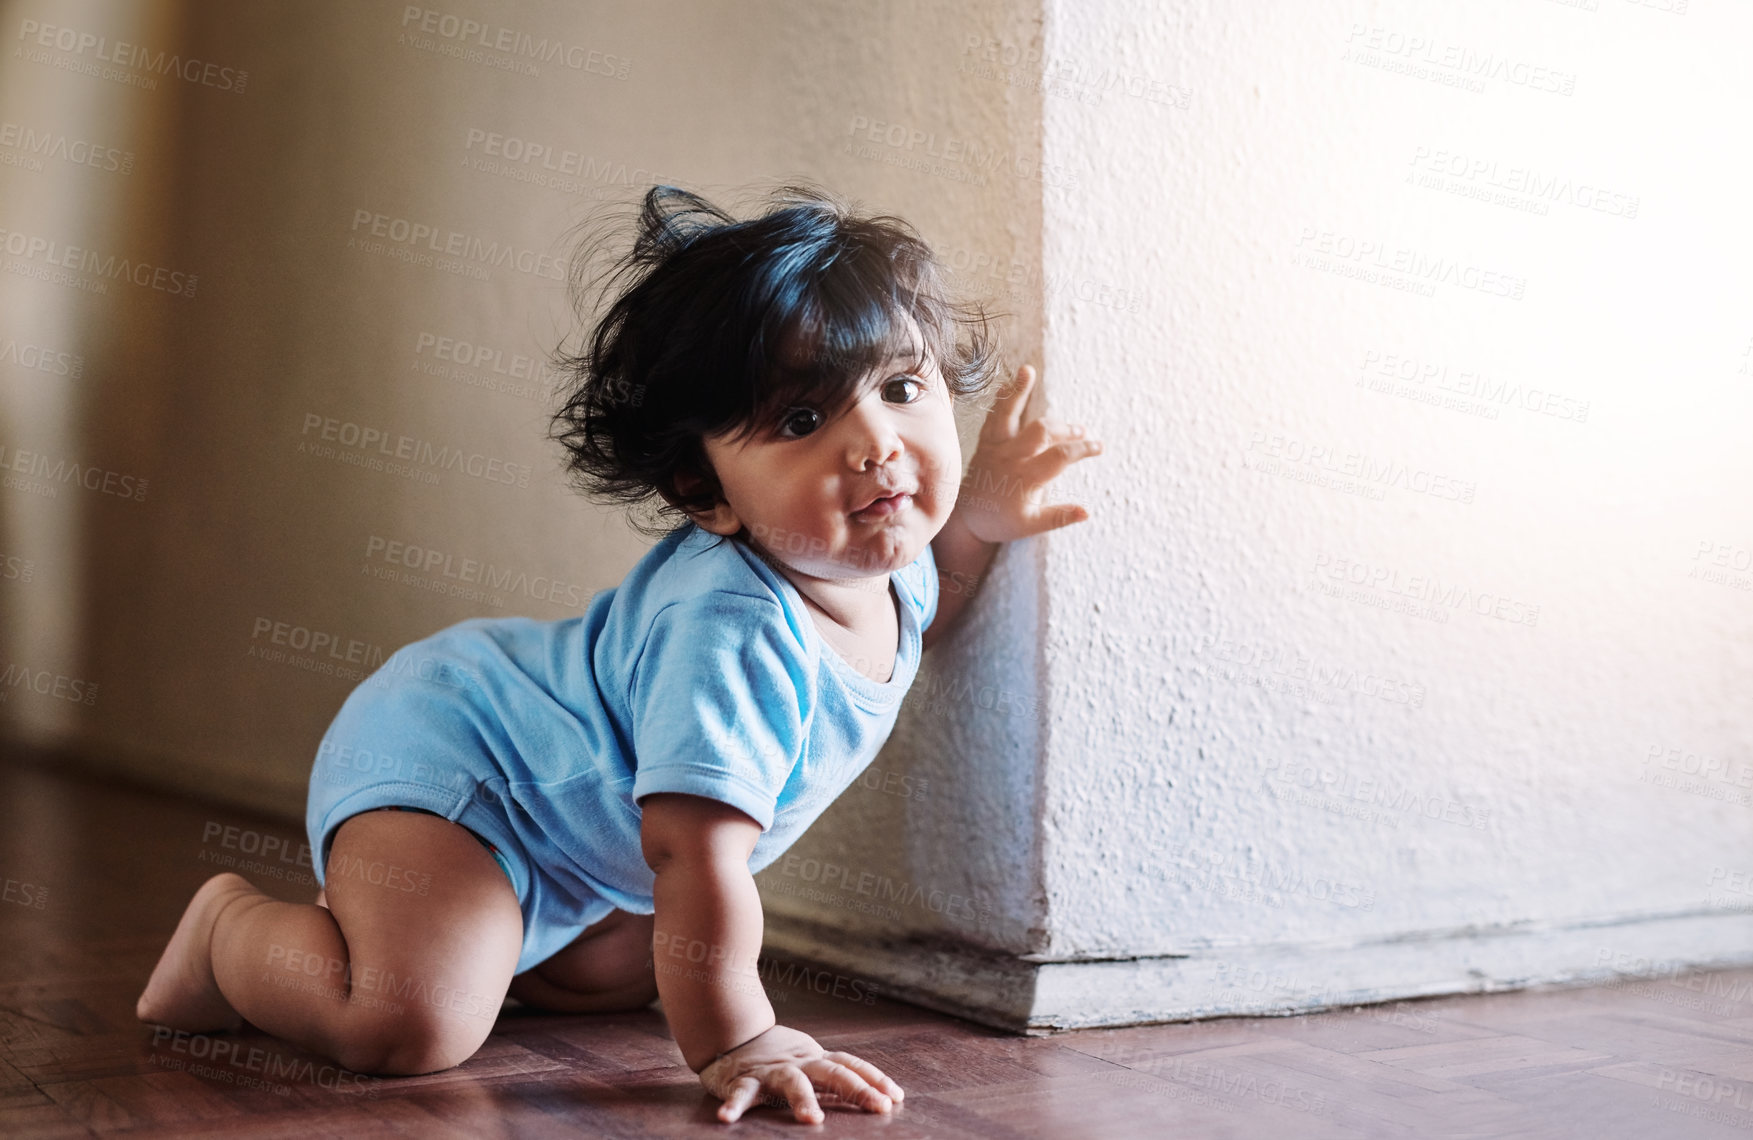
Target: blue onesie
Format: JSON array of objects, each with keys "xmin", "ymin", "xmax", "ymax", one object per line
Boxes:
[{"xmin": 305, "ymin": 521, "xmax": 938, "ymax": 974}]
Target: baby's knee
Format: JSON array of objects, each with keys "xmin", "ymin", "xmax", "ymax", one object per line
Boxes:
[{"xmin": 333, "ymin": 1003, "xmax": 494, "ymax": 1076}]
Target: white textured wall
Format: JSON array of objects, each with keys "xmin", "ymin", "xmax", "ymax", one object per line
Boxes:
[
  {"xmin": 764, "ymin": 0, "xmax": 1753, "ymax": 1031},
  {"xmin": 1030, "ymin": 0, "xmax": 1753, "ymax": 1000}
]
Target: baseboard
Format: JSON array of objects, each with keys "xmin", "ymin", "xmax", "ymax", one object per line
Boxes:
[
  {"xmin": 761, "ymin": 907, "xmax": 1753, "ymax": 1034},
  {"xmin": 0, "ymin": 730, "xmax": 305, "ymax": 824}
]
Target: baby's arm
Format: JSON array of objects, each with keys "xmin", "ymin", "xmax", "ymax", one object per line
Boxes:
[
  {"xmin": 640, "ymin": 793, "xmax": 904, "ymax": 1124},
  {"xmin": 640, "ymin": 792, "xmax": 773, "ymax": 1069},
  {"xmin": 926, "ymin": 363, "xmax": 1103, "ymax": 651},
  {"xmin": 925, "ymin": 508, "xmax": 998, "ymax": 651}
]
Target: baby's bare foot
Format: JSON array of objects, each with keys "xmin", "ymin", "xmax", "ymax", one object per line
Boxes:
[{"xmin": 136, "ymin": 873, "xmax": 255, "ymax": 1032}]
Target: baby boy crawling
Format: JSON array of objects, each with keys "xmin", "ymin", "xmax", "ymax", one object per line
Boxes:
[{"xmin": 137, "ymin": 183, "xmax": 1102, "ymax": 1124}]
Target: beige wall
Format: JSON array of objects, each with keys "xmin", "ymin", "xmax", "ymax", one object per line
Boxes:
[{"xmin": 0, "ymin": 0, "xmax": 1044, "ymax": 843}]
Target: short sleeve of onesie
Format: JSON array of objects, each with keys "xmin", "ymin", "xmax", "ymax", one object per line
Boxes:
[{"xmin": 627, "ymin": 591, "xmax": 811, "ymax": 831}]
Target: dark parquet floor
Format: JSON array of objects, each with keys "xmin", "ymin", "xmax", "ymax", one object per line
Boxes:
[{"xmin": 3, "ymin": 757, "xmax": 1751, "ymax": 1138}]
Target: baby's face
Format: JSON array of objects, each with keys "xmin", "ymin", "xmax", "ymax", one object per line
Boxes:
[{"xmin": 696, "ymin": 342, "xmax": 962, "ymax": 587}]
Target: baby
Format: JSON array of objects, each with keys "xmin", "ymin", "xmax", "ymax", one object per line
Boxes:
[{"xmin": 137, "ymin": 183, "xmax": 1102, "ymax": 1125}]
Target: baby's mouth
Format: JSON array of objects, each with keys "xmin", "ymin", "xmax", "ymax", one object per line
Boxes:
[{"xmin": 851, "ymin": 492, "xmax": 911, "ymax": 521}]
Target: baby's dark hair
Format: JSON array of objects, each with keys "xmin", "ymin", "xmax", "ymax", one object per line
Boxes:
[{"xmin": 549, "ymin": 183, "xmax": 1003, "ymax": 541}]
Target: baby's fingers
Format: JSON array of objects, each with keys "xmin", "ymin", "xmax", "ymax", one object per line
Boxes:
[
  {"xmin": 716, "ymin": 1076, "xmax": 760, "ymax": 1123},
  {"xmin": 807, "ymin": 1057, "xmax": 894, "ymax": 1115},
  {"xmin": 1024, "ymin": 435, "xmax": 1104, "ymax": 484},
  {"xmin": 824, "ymin": 1051, "xmax": 905, "ymax": 1105},
  {"xmin": 1022, "ymin": 417, "xmax": 1085, "ymax": 451},
  {"xmin": 981, "ymin": 364, "xmax": 1038, "ymax": 442},
  {"xmin": 779, "ymin": 1066, "xmax": 824, "ymax": 1125}
]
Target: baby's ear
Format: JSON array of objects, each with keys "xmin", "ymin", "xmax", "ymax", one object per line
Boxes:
[
  {"xmin": 663, "ymin": 465, "xmax": 712, "ymax": 508},
  {"xmin": 666, "ymin": 468, "xmax": 742, "ymax": 536}
]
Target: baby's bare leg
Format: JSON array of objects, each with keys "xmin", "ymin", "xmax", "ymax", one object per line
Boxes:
[
  {"xmin": 138, "ymin": 810, "xmax": 522, "ymax": 1074},
  {"xmin": 506, "ymin": 909, "xmax": 658, "ymax": 1013}
]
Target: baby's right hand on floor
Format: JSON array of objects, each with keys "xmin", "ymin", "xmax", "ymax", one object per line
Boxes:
[{"xmin": 697, "ymin": 1024, "xmax": 904, "ymax": 1124}]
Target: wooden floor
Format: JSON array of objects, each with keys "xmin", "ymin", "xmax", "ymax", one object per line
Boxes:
[{"xmin": 4, "ymin": 759, "xmax": 1752, "ymax": 1138}]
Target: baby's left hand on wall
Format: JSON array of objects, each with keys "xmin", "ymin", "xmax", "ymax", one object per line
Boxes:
[{"xmin": 955, "ymin": 364, "xmax": 1103, "ymax": 543}]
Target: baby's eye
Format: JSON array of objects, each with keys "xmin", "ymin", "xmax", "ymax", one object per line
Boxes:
[
  {"xmin": 883, "ymin": 375, "xmax": 927, "ymax": 403},
  {"xmin": 776, "ymin": 407, "xmax": 822, "ymax": 438}
]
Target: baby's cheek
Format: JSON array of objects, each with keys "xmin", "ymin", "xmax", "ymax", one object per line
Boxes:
[{"xmin": 924, "ymin": 443, "xmax": 962, "ymax": 501}]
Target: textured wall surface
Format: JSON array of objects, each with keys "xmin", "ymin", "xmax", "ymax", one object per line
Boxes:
[{"xmin": 1033, "ymin": 0, "xmax": 1753, "ymax": 988}]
